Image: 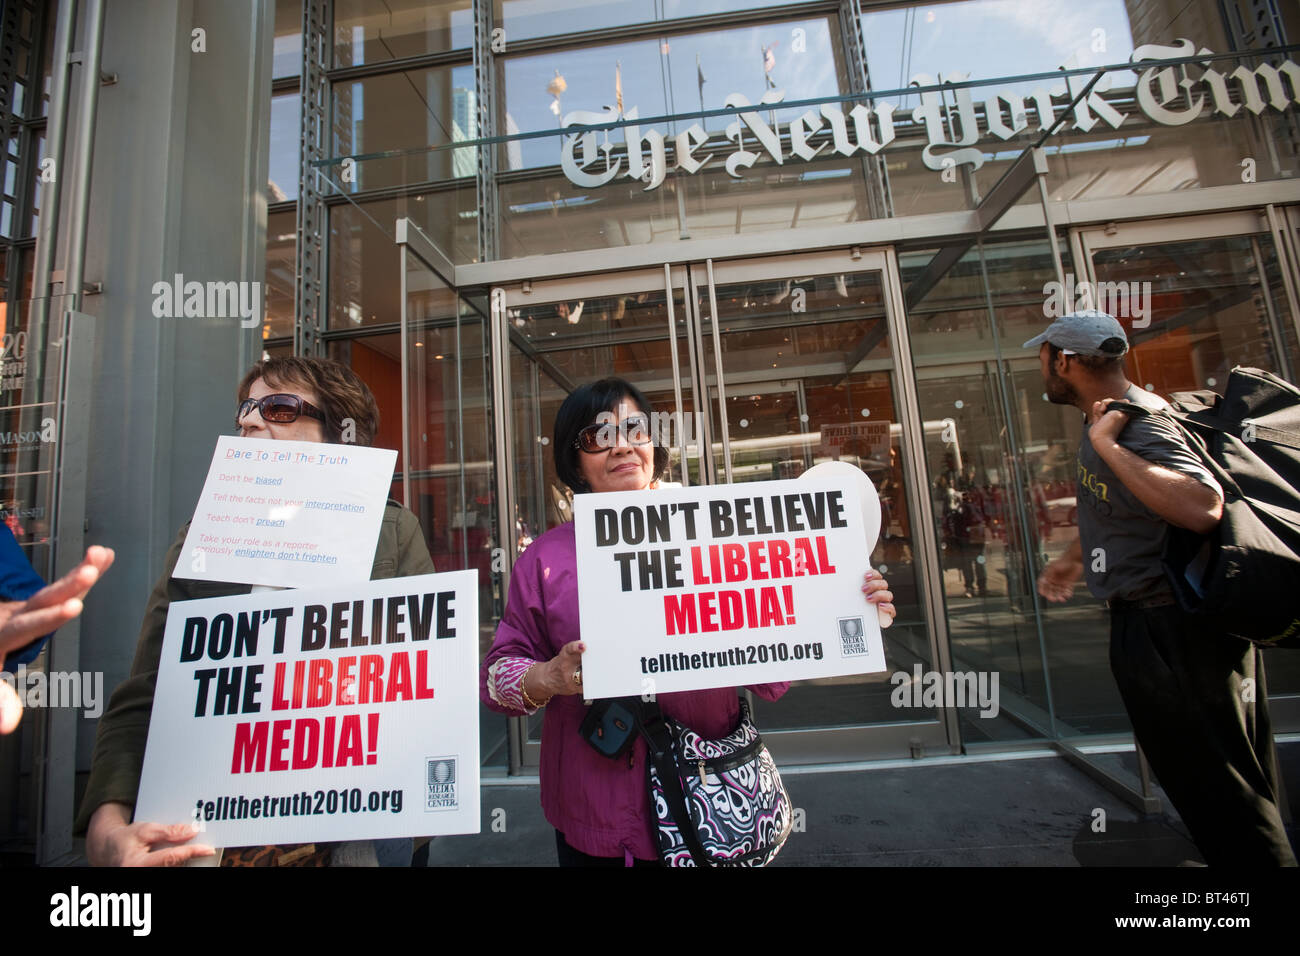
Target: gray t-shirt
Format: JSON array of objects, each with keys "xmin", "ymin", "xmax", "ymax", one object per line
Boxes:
[{"xmin": 1075, "ymin": 385, "xmax": 1223, "ymax": 601}]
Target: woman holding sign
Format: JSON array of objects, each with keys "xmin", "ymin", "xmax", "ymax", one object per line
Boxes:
[
  {"xmin": 78, "ymin": 357, "xmax": 436, "ymax": 867},
  {"xmin": 482, "ymin": 378, "xmax": 895, "ymax": 866}
]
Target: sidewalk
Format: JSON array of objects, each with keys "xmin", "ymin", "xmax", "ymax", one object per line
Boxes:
[{"xmin": 422, "ymin": 740, "xmax": 1299, "ymax": 866}]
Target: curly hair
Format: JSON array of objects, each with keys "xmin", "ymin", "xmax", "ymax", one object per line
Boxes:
[{"xmin": 237, "ymin": 356, "xmax": 380, "ymax": 446}]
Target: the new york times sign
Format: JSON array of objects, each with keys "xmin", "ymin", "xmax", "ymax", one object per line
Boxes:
[{"xmin": 560, "ymin": 39, "xmax": 1299, "ymax": 190}]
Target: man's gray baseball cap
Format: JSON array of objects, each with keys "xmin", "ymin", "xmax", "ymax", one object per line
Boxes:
[{"xmin": 1022, "ymin": 309, "xmax": 1129, "ymax": 357}]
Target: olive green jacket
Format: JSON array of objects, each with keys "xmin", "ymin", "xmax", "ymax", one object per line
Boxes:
[{"xmin": 74, "ymin": 502, "xmax": 435, "ymax": 835}]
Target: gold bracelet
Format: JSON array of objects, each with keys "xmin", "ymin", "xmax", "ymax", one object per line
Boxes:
[{"xmin": 521, "ymin": 664, "xmax": 551, "ymax": 710}]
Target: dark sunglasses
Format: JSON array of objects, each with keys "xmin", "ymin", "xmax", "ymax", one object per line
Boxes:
[
  {"xmin": 236, "ymin": 393, "xmax": 327, "ymax": 429},
  {"xmin": 574, "ymin": 413, "xmax": 653, "ymax": 453}
]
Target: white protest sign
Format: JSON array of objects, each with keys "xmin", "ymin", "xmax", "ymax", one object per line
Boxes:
[
  {"xmin": 819, "ymin": 420, "xmax": 891, "ymax": 462},
  {"xmin": 177, "ymin": 436, "xmax": 397, "ymax": 588},
  {"xmin": 575, "ymin": 477, "xmax": 887, "ymax": 698},
  {"xmin": 135, "ymin": 571, "xmax": 481, "ymax": 846}
]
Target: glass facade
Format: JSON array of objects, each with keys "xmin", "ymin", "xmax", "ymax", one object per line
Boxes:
[{"xmin": 268, "ymin": 0, "xmax": 1300, "ymax": 786}]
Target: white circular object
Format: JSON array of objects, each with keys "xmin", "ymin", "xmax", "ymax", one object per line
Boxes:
[
  {"xmin": 739, "ymin": 418, "xmax": 749, "ymax": 428},
  {"xmin": 1206, "ymin": 377, "xmax": 1217, "ymax": 387},
  {"xmin": 801, "ymin": 460, "xmax": 889, "ymax": 629},
  {"xmin": 954, "ymin": 400, "xmax": 964, "ymax": 409},
  {"xmin": 860, "ymin": 408, "xmax": 870, "ymax": 417}
]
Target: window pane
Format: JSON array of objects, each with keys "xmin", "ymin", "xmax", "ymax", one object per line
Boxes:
[
  {"xmin": 24, "ymin": 132, "xmax": 44, "ymax": 239},
  {"xmin": 333, "ymin": 64, "xmax": 477, "ymax": 191},
  {"xmin": 497, "ymin": 16, "xmax": 855, "ymax": 257},
  {"xmin": 496, "ymin": 0, "xmax": 815, "ymax": 43},
  {"xmin": 269, "ymin": 93, "xmax": 300, "ymax": 202},
  {"xmin": 333, "ymin": 0, "xmax": 473, "ymax": 67},
  {"xmin": 500, "ymin": 18, "xmax": 848, "ymax": 167},
  {"xmin": 263, "ymin": 209, "xmax": 296, "ymax": 339},
  {"xmin": 274, "ymin": 0, "xmax": 302, "ymax": 79},
  {"xmin": 327, "ymin": 188, "xmax": 477, "ymax": 330}
]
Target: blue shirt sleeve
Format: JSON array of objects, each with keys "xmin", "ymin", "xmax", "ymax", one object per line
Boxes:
[{"xmin": 0, "ymin": 523, "xmax": 49, "ymax": 672}]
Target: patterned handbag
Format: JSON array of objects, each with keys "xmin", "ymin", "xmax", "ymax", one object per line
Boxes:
[{"xmin": 637, "ymin": 698, "xmax": 793, "ymax": 867}]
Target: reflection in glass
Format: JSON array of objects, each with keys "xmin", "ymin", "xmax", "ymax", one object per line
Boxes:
[
  {"xmin": 263, "ymin": 210, "xmax": 296, "ymax": 340},
  {"xmin": 699, "ymin": 267, "xmax": 932, "ymax": 732},
  {"xmin": 334, "ymin": 0, "xmax": 473, "ymax": 66},
  {"xmin": 906, "ymin": 240, "xmax": 1087, "ymax": 740},
  {"xmin": 269, "ymin": 94, "xmax": 300, "ymax": 202},
  {"xmin": 273, "ymin": 0, "xmax": 303, "ymax": 79},
  {"xmin": 327, "ymin": 187, "xmax": 477, "ymax": 330},
  {"xmin": 1093, "ymin": 236, "xmax": 1295, "ymax": 391},
  {"xmin": 496, "ymin": 0, "xmax": 814, "ymax": 43},
  {"xmin": 499, "ymin": 17, "xmax": 848, "ymax": 165},
  {"xmin": 333, "ymin": 65, "xmax": 478, "ymax": 192},
  {"xmin": 507, "ymin": 286, "xmax": 695, "ymax": 527}
]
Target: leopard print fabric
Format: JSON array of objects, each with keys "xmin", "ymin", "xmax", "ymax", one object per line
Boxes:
[{"xmin": 219, "ymin": 842, "xmax": 332, "ymax": 867}]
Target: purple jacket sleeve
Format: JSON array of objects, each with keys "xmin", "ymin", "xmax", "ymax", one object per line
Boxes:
[
  {"xmin": 747, "ymin": 681, "xmax": 790, "ymax": 702},
  {"xmin": 479, "ymin": 542, "xmax": 551, "ymax": 717}
]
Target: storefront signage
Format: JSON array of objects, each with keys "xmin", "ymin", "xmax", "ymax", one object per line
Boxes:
[{"xmin": 561, "ymin": 39, "xmax": 1300, "ymax": 190}]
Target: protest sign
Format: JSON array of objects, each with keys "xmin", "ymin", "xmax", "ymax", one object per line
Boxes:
[
  {"xmin": 819, "ymin": 421, "xmax": 892, "ymax": 462},
  {"xmin": 574, "ymin": 477, "xmax": 887, "ymax": 698},
  {"xmin": 177, "ymin": 436, "xmax": 397, "ymax": 588},
  {"xmin": 135, "ymin": 571, "xmax": 480, "ymax": 846}
]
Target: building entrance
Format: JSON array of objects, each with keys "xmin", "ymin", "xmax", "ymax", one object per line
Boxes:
[{"xmin": 490, "ymin": 247, "xmax": 957, "ymax": 769}]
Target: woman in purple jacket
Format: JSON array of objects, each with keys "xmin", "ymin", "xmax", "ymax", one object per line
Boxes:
[{"xmin": 481, "ymin": 378, "xmax": 896, "ymax": 865}]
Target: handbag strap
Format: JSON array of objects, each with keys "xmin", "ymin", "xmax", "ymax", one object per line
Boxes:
[{"xmin": 634, "ymin": 698, "xmax": 718, "ymax": 868}]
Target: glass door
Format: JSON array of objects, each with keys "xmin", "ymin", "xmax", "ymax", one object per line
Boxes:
[
  {"xmin": 492, "ymin": 267, "xmax": 702, "ymax": 768},
  {"xmin": 689, "ymin": 251, "xmax": 948, "ymax": 762},
  {"xmin": 494, "ymin": 249, "xmax": 954, "ymax": 768},
  {"xmin": 1075, "ymin": 212, "xmax": 1300, "ymax": 726}
]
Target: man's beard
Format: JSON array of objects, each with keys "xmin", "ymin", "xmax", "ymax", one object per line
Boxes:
[{"xmin": 1043, "ymin": 369, "xmax": 1078, "ymax": 405}]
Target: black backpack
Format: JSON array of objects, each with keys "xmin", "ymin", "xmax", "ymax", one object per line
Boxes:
[{"xmin": 1127, "ymin": 367, "xmax": 1300, "ymax": 648}]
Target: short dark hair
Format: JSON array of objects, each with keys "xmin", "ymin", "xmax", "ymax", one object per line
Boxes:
[
  {"xmin": 238, "ymin": 356, "xmax": 380, "ymax": 445},
  {"xmin": 1048, "ymin": 339, "xmax": 1127, "ymax": 374},
  {"xmin": 553, "ymin": 378, "xmax": 670, "ymax": 494}
]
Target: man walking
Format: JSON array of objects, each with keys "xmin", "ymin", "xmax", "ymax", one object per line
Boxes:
[{"xmin": 1028, "ymin": 310, "xmax": 1295, "ymax": 865}]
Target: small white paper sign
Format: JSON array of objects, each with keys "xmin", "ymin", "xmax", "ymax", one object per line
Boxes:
[
  {"xmin": 135, "ymin": 571, "xmax": 481, "ymax": 846},
  {"xmin": 574, "ymin": 477, "xmax": 887, "ymax": 698},
  {"xmin": 177, "ymin": 436, "xmax": 397, "ymax": 588}
]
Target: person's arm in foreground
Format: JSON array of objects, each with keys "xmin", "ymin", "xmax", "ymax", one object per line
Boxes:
[{"xmin": 0, "ymin": 547, "xmax": 115, "ymax": 734}]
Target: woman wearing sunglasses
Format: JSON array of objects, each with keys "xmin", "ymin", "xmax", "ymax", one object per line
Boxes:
[
  {"xmin": 481, "ymin": 377, "xmax": 896, "ymax": 866},
  {"xmin": 79, "ymin": 357, "xmax": 435, "ymax": 866}
]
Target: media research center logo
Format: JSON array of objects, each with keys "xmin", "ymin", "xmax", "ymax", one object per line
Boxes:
[
  {"xmin": 838, "ymin": 616, "xmax": 867, "ymax": 656},
  {"xmin": 426, "ymin": 756, "xmax": 459, "ymax": 811}
]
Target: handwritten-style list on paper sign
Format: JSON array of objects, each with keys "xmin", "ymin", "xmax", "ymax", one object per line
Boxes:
[
  {"xmin": 177, "ymin": 436, "xmax": 398, "ymax": 589},
  {"xmin": 574, "ymin": 477, "xmax": 887, "ymax": 699}
]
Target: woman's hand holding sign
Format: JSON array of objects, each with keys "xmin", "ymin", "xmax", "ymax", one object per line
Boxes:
[
  {"xmin": 862, "ymin": 569, "xmax": 895, "ymax": 624},
  {"xmin": 523, "ymin": 640, "xmax": 586, "ymax": 704}
]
